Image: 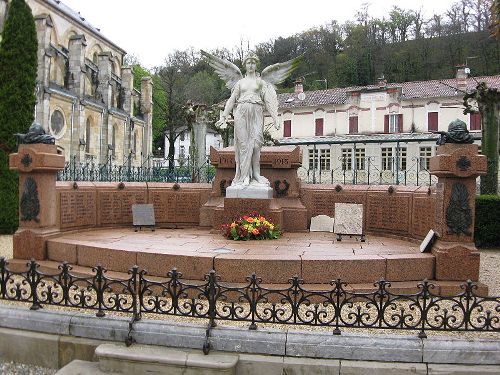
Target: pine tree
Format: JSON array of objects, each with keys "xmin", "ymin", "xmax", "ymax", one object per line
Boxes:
[{"xmin": 0, "ymin": 0, "xmax": 38, "ymax": 233}]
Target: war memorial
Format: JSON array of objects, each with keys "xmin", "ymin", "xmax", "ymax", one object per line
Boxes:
[{"xmin": 0, "ymin": 28, "xmax": 498, "ymax": 371}]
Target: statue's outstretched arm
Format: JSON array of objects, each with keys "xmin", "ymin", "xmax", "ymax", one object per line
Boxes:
[{"xmin": 216, "ymin": 82, "xmax": 240, "ymax": 128}]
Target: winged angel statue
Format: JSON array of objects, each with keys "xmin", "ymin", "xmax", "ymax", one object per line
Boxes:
[{"xmin": 201, "ymin": 50, "xmax": 301, "ymax": 187}]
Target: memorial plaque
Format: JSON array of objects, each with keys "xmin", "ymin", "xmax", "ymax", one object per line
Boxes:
[
  {"xmin": 334, "ymin": 203, "xmax": 363, "ymax": 235},
  {"xmin": 60, "ymin": 191, "xmax": 96, "ymax": 228},
  {"xmin": 150, "ymin": 190, "xmax": 201, "ymax": 223},
  {"xmin": 132, "ymin": 204, "xmax": 155, "ymax": 227},
  {"xmin": 420, "ymin": 229, "xmax": 436, "ymax": 253},
  {"xmin": 311, "ymin": 192, "xmax": 365, "ymax": 216},
  {"xmin": 366, "ymin": 194, "xmax": 410, "ymax": 233},
  {"xmin": 310, "ymin": 215, "xmax": 334, "ymax": 232},
  {"xmin": 99, "ymin": 191, "xmax": 146, "ymax": 224},
  {"xmin": 412, "ymin": 196, "xmax": 436, "ymax": 237}
]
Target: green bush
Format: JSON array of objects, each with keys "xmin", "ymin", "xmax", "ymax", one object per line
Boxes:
[
  {"xmin": 475, "ymin": 195, "xmax": 500, "ymax": 248},
  {"xmin": 0, "ymin": 0, "xmax": 38, "ymax": 234}
]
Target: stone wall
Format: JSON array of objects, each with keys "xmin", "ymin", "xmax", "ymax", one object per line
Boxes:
[
  {"xmin": 56, "ymin": 182, "xmax": 212, "ymax": 229},
  {"xmin": 301, "ymin": 184, "xmax": 436, "ymax": 239}
]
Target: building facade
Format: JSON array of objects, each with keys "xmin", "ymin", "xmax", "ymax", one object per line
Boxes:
[
  {"xmin": 0, "ymin": 0, "xmax": 153, "ymax": 167},
  {"xmin": 268, "ymin": 69, "xmax": 499, "ymax": 185}
]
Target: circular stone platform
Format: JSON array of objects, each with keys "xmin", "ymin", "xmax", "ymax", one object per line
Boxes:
[{"xmin": 40, "ymin": 228, "xmax": 436, "ymax": 285}]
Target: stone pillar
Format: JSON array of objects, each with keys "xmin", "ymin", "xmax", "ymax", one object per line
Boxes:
[
  {"xmin": 34, "ymin": 14, "xmax": 53, "ymax": 130},
  {"xmin": 429, "ymin": 143, "xmax": 487, "ymax": 281},
  {"xmin": 194, "ymin": 106, "xmax": 208, "ymax": 181},
  {"xmin": 67, "ymin": 34, "xmax": 86, "ymax": 96},
  {"xmin": 121, "ymin": 67, "xmax": 134, "ymax": 117},
  {"xmin": 97, "ymin": 52, "xmax": 112, "ymax": 163},
  {"xmin": 9, "ymin": 144, "xmax": 65, "ymax": 260},
  {"xmin": 140, "ymin": 77, "xmax": 153, "ymax": 163}
]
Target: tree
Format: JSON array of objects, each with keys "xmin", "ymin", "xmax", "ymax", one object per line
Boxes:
[
  {"xmin": 0, "ymin": 0, "xmax": 37, "ymax": 233},
  {"xmin": 463, "ymin": 82, "xmax": 500, "ymax": 195}
]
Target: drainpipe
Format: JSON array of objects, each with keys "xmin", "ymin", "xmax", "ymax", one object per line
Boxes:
[
  {"xmin": 99, "ymin": 107, "xmax": 105, "ymax": 163},
  {"xmin": 69, "ymin": 97, "xmax": 77, "ymax": 159}
]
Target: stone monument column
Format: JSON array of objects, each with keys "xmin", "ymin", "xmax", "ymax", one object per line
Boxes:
[
  {"xmin": 193, "ymin": 105, "xmax": 208, "ymax": 181},
  {"xmin": 9, "ymin": 144, "xmax": 65, "ymax": 260},
  {"xmin": 430, "ymin": 143, "xmax": 487, "ymax": 281},
  {"xmin": 33, "ymin": 14, "xmax": 53, "ymax": 129}
]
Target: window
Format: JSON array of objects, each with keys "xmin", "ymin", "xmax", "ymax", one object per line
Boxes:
[
  {"xmin": 320, "ymin": 149, "xmax": 330, "ymax": 170},
  {"xmin": 315, "ymin": 118, "xmax": 323, "ymax": 136},
  {"xmin": 111, "ymin": 125, "xmax": 117, "ymax": 157},
  {"xmin": 355, "ymin": 148, "xmax": 365, "ymax": 170},
  {"xmin": 419, "ymin": 147, "xmax": 432, "ymax": 170},
  {"xmin": 381, "ymin": 147, "xmax": 392, "ymax": 170},
  {"xmin": 283, "ymin": 120, "xmax": 291, "ymax": 137},
  {"xmin": 428, "ymin": 112, "xmax": 438, "ymax": 132},
  {"xmin": 132, "ymin": 131, "xmax": 137, "ymax": 155},
  {"xmin": 385, "ymin": 114, "xmax": 403, "ymax": 133},
  {"xmin": 180, "ymin": 131, "xmax": 185, "ymax": 142},
  {"xmin": 341, "ymin": 148, "xmax": 352, "ymax": 171},
  {"xmin": 397, "ymin": 147, "xmax": 407, "ymax": 170},
  {"xmin": 50, "ymin": 110, "xmax": 65, "ymax": 138},
  {"xmin": 179, "ymin": 145, "xmax": 185, "ymax": 158},
  {"xmin": 308, "ymin": 149, "xmax": 319, "ymax": 170},
  {"xmin": 470, "ymin": 112, "xmax": 481, "ymax": 130},
  {"xmin": 85, "ymin": 118, "xmax": 91, "ymax": 153},
  {"xmin": 349, "ymin": 116, "xmax": 358, "ymax": 134}
]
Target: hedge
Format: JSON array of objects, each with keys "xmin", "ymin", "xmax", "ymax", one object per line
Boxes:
[{"xmin": 475, "ymin": 195, "xmax": 500, "ymax": 248}]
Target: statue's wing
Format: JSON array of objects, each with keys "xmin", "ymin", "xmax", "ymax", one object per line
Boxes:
[
  {"xmin": 263, "ymin": 82, "xmax": 279, "ymax": 123},
  {"xmin": 261, "ymin": 55, "xmax": 302, "ymax": 87},
  {"xmin": 201, "ymin": 50, "xmax": 242, "ymax": 90}
]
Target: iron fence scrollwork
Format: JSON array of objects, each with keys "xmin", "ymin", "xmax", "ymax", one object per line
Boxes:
[{"xmin": 0, "ymin": 258, "xmax": 498, "ymax": 355}]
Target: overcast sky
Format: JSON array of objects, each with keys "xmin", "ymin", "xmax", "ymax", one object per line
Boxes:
[{"xmin": 61, "ymin": 0, "xmax": 458, "ymax": 69}]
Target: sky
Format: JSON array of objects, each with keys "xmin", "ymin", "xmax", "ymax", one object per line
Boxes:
[{"xmin": 61, "ymin": 0, "xmax": 458, "ymax": 69}]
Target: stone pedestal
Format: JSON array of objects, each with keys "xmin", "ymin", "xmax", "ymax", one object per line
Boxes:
[
  {"xmin": 200, "ymin": 146, "xmax": 308, "ymax": 231},
  {"xmin": 9, "ymin": 144, "xmax": 65, "ymax": 259},
  {"xmin": 429, "ymin": 143, "xmax": 486, "ymax": 281}
]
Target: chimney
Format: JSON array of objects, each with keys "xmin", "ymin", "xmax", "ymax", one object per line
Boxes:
[
  {"xmin": 456, "ymin": 65, "xmax": 469, "ymax": 91},
  {"xmin": 294, "ymin": 78, "xmax": 304, "ymax": 94}
]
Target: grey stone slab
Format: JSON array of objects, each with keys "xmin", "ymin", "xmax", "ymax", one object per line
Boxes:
[
  {"xmin": 427, "ymin": 363, "xmax": 500, "ymax": 374},
  {"xmin": 132, "ymin": 203, "xmax": 155, "ymax": 226},
  {"xmin": 284, "ymin": 356, "xmax": 340, "ymax": 374},
  {"xmin": 340, "ymin": 360, "xmax": 427, "ymax": 375},
  {"xmin": 310, "ymin": 215, "xmax": 334, "ymax": 232},
  {"xmin": 59, "ymin": 336, "xmax": 107, "ymax": 368},
  {"xmin": 0, "ymin": 327, "xmax": 59, "ymax": 369},
  {"xmin": 133, "ymin": 320, "xmax": 206, "ymax": 349},
  {"xmin": 334, "ymin": 203, "xmax": 363, "ymax": 235},
  {"xmin": 423, "ymin": 337, "xmax": 500, "ymax": 365},
  {"xmin": 286, "ymin": 331, "xmax": 423, "ymax": 362},
  {"xmin": 226, "ymin": 185, "xmax": 273, "ymax": 199},
  {"xmin": 69, "ymin": 313, "xmax": 129, "ymax": 342},
  {"xmin": 0, "ymin": 305, "xmax": 71, "ymax": 335},
  {"xmin": 236, "ymin": 354, "xmax": 284, "ymax": 375},
  {"xmin": 56, "ymin": 359, "xmax": 111, "ymax": 375},
  {"xmin": 210, "ymin": 325, "xmax": 287, "ymax": 356}
]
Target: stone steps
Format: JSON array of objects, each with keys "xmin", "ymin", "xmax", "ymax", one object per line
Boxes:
[{"xmin": 56, "ymin": 344, "xmax": 238, "ymax": 375}]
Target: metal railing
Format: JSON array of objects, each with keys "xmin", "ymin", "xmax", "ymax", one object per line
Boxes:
[
  {"xmin": 57, "ymin": 155, "xmax": 216, "ymax": 183},
  {"xmin": 1, "ymin": 258, "xmax": 498, "ymax": 353}
]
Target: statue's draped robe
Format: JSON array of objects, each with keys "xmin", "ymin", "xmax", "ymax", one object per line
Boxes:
[{"xmin": 225, "ymin": 79, "xmax": 268, "ymax": 186}]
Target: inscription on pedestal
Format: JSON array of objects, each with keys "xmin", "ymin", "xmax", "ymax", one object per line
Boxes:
[
  {"xmin": 60, "ymin": 191, "xmax": 96, "ymax": 228},
  {"xmin": 367, "ymin": 194, "xmax": 410, "ymax": 232},
  {"xmin": 412, "ymin": 196, "xmax": 436, "ymax": 237},
  {"xmin": 218, "ymin": 154, "xmax": 236, "ymax": 168},
  {"xmin": 150, "ymin": 191, "xmax": 200, "ymax": 223},
  {"xmin": 99, "ymin": 191, "xmax": 146, "ymax": 224},
  {"xmin": 272, "ymin": 156, "xmax": 291, "ymax": 169}
]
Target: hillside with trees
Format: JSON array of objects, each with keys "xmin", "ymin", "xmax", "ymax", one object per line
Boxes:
[{"xmin": 129, "ymin": 0, "xmax": 499, "ymax": 159}]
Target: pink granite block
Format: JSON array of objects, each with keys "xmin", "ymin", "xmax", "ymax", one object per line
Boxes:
[
  {"xmin": 137, "ymin": 252, "xmax": 214, "ymax": 279},
  {"xmin": 47, "ymin": 240, "xmax": 77, "ymax": 263},
  {"xmin": 301, "ymin": 255, "xmax": 386, "ymax": 284},
  {"xmin": 214, "ymin": 253, "xmax": 302, "ymax": 283},
  {"xmin": 76, "ymin": 245, "xmax": 137, "ymax": 273},
  {"xmin": 385, "ymin": 254, "xmax": 435, "ymax": 281}
]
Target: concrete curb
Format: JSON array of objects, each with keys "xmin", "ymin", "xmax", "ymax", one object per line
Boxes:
[{"xmin": 0, "ymin": 305, "xmax": 499, "ymax": 365}]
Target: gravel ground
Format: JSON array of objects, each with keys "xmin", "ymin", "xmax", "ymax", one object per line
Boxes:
[{"xmin": 0, "ymin": 234, "xmax": 499, "ymax": 374}]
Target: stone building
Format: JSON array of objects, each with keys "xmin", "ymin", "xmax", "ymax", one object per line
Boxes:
[
  {"xmin": 0, "ymin": 0, "xmax": 153, "ymax": 167},
  {"xmin": 268, "ymin": 69, "xmax": 499, "ymax": 184}
]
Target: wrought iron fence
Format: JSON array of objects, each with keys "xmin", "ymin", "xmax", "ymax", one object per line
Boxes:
[
  {"xmin": 300, "ymin": 156, "xmax": 438, "ymax": 186},
  {"xmin": 1, "ymin": 258, "xmax": 498, "ymax": 352},
  {"xmin": 57, "ymin": 155, "xmax": 215, "ymax": 183}
]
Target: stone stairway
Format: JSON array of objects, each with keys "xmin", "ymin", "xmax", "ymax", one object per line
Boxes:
[{"xmin": 56, "ymin": 344, "xmax": 238, "ymax": 375}]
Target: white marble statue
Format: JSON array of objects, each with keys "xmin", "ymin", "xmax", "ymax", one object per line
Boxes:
[{"xmin": 201, "ymin": 50, "xmax": 300, "ymax": 187}]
